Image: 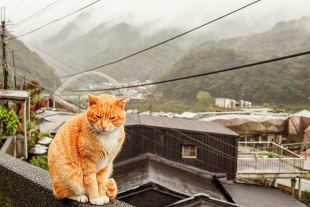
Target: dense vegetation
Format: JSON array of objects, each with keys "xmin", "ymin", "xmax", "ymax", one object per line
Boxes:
[
  {"xmin": 153, "ymin": 17, "xmax": 310, "ymax": 112},
  {"xmin": 0, "ymin": 34, "xmax": 60, "ymax": 90},
  {"xmin": 158, "ymin": 47, "xmax": 310, "ymax": 107}
]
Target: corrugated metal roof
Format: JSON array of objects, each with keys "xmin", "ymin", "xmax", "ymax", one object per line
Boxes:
[
  {"xmin": 0, "ymin": 89, "xmax": 29, "ymax": 100},
  {"xmin": 125, "ymin": 114, "xmax": 239, "ymax": 136},
  {"xmin": 224, "ymin": 183, "xmax": 306, "ymax": 207}
]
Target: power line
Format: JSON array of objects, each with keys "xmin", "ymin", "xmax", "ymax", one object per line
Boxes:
[
  {"xmin": 7, "ymin": 0, "xmax": 26, "ymax": 19},
  {"xmin": 70, "ymin": 49, "xmax": 310, "ymax": 92},
  {"xmin": 35, "ymin": 0, "xmax": 261, "ymax": 80},
  {"xmin": 6, "ymin": 45, "xmax": 57, "ymax": 88},
  {"xmin": 11, "ymin": 49, "xmax": 88, "ymax": 98},
  {"xmin": 125, "ymin": 123, "xmax": 233, "ymax": 175},
  {"xmin": 6, "ymin": 46, "xmax": 69, "ymax": 96},
  {"xmin": 22, "ymin": 40, "xmax": 115, "ymax": 86},
  {"xmin": 7, "ymin": 0, "xmax": 101, "ymax": 41},
  {"xmin": 6, "ymin": 49, "xmax": 93, "ymax": 109},
  {"xmin": 7, "ymin": 66, "xmax": 83, "ymax": 106},
  {"xmin": 28, "ymin": 0, "xmax": 86, "ymax": 42},
  {"xmin": 146, "ymin": 115, "xmax": 237, "ymax": 160},
  {"xmin": 9, "ymin": 0, "xmax": 65, "ymax": 29},
  {"xmin": 156, "ymin": 114, "xmax": 238, "ymax": 149}
]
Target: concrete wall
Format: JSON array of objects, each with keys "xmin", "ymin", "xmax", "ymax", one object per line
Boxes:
[{"xmin": 0, "ymin": 153, "xmax": 132, "ymax": 207}]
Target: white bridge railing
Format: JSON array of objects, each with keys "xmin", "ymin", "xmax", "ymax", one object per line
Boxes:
[{"xmin": 238, "ymin": 141, "xmax": 306, "ymax": 174}]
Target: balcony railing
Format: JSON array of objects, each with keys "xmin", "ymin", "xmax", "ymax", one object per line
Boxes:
[
  {"xmin": 238, "ymin": 156, "xmax": 304, "ymax": 173},
  {"xmin": 237, "ymin": 141, "xmax": 307, "ymax": 178}
]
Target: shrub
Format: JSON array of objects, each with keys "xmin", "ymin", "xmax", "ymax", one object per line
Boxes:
[{"xmin": 29, "ymin": 155, "xmax": 48, "ymax": 171}]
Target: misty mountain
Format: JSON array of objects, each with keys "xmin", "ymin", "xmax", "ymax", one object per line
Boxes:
[
  {"xmin": 43, "ymin": 12, "xmax": 92, "ymax": 48},
  {"xmin": 41, "ymin": 20, "xmax": 203, "ymax": 82},
  {"xmin": 41, "ymin": 9, "xmax": 272, "ymax": 83},
  {"xmin": 157, "ymin": 17, "xmax": 310, "ymax": 105},
  {"xmin": 200, "ymin": 17, "xmax": 310, "ymax": 59},
  {"xmin": 37, "ymin": 13, "xmax": 310, "ymax": 107}
]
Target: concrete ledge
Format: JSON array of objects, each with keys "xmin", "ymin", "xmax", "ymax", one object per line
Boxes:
[{"xmin": 0, "ymin": 153, "xmax": 132, "ymax": 207}]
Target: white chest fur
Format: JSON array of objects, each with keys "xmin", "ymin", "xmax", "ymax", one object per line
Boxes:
[{"xmin": 96, "ymin": 128, "xmax": 120, "ymax": 172}]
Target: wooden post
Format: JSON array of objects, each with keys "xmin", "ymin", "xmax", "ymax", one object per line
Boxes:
[
  {"xmin": 298, "ymin": 178, "xmax": 302, "ymax": 198},
  {"xmin": 291, "ymin": 178, "xmax": 296, "ymax": 196}
]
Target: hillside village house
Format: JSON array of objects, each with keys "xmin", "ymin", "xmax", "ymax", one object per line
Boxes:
[
  {"xmin": 29, "ymin": 110, "xmax": 310, "ymax": 206},
  {"xmin": 112, "ymin": 114, "xmax": 239, "ymax": 206}
]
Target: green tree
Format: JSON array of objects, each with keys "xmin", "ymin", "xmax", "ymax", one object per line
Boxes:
[{"xmin": 196, "ymin": 91, "xmax": 214, "ymax": 106}]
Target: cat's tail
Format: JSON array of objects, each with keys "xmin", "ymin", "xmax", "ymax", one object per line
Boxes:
[
  {"xmin": 106, "ymin": 178, "xmax": 117, "ymax": 199},
  {"xmin": 52, "ymin": 181, "xmax": 72, "ymax": 199}
]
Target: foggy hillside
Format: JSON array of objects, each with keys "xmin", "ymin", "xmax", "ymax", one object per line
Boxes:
[
  {"xmin": 200, "ymin": 17, "xmax": 310, "ymax": 59},
  {"xmin": 3, "ymin": 34, "xmax": 59, "ymax": 90},
  {"xmin": 157, "ymin": 17, "xmax": 310, "ymax": 105},
  {"xmin": 40, "ymin": 11, "xmax": 262, "ymax": 82}
]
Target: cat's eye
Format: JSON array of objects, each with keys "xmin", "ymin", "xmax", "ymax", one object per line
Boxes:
[
  {"xmin": 110, "ymin": 117, "xmax": 116, "ymax": 120},
  {"xmin": 96, "ymin": 115, "xmax": 102, "ymax": 119}
]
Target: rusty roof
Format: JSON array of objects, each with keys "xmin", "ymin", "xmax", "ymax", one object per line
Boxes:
[{"xmin": 125, "ymin": 114, "xmax": 239, "ymax": 136}]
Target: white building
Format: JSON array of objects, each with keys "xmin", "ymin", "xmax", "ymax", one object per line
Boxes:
[{"xmin": 215, "ymin": 98, "xmax": 237, "ymax": 108}]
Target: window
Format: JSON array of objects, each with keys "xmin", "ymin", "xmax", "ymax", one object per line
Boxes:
[{"xmin": 182, "ymin": 145, "xmax": 197, "ymax": 158}]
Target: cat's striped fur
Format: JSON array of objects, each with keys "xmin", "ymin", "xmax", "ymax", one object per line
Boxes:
[{"xmin": 48, "ymin": 93, "xmax": 127, "ymax": 205}]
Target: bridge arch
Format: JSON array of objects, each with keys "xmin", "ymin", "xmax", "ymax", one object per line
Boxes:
[{"xmin": 55, "ymin": 71, "xmax": 130, "ymax": 98}]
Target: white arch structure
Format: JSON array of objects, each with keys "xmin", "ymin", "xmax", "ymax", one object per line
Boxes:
[{"xmin": 55, "ymin": 71, "xmax": 130, "ymax": 98}]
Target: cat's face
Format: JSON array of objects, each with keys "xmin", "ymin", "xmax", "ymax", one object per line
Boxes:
[{"xmin": 86, "ymin": 93, "xmax": 127, "ymax": 134}]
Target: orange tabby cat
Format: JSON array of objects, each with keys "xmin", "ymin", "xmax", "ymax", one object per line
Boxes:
[{"xmin": 48, "ymin": 93, "xmax": 127, "ymax": 205}]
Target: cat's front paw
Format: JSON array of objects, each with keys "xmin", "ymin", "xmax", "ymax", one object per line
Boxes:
[
  {"xmin": 90, "ymin": 196, "xmax": 109, "ymax": 205},
  {"xmin": 67, "ymin": 195, "xmax": 88, "ymax": 203}
]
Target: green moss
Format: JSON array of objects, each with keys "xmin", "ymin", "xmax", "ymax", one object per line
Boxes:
[{"xmin": 260, "ymin": 152, "xmax": 274, "ymax": 158}]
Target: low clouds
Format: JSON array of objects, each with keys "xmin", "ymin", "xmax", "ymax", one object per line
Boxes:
[{"xmin": 2, "ymin": 0, "xmax": 310, "ymax": 43}]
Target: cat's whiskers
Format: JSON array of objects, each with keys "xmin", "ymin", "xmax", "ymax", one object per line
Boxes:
[{"xmin": 85, "ymin": 116, "xmax": 102, "ymax": 135}]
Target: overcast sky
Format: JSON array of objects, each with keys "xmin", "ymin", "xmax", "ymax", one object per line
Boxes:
[{"xmin": 1, "ymin": 0, "xmax": 310, "ymax": 43}]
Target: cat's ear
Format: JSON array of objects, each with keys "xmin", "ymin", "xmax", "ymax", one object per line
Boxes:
[
  {"xmin": 116, "ymin": 97, "xmax": 128, "ymax": 110},
  {"xmin": 87, "ymin": 93, "xmax": 98, "ymax": 106}
]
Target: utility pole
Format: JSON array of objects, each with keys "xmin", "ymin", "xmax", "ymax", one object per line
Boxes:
[
  {"xmin": 12, "ymin": 50, "xmax": 16, "ymax": 89},
  {"xmin": 53, "ymin": 70, "xmax": 56, "ymax": 109},
  {"xmin": 1, "ymin": 8, "xmax": 8, "ymax": 90}
]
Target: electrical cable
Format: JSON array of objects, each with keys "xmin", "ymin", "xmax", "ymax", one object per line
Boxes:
[
  {"xmin": 70, "ymin": 49, "xmax": 310, "ymax": 92},
  {"xmin": 125, "ymin": 126, "xmax": 233, "ymax": 175},
  {"xmin": 29, "ymin": 0, "xmax": 86, "ymax": 42},
  {"xmin": 7, "ymin": 0, "xmax": 26, "ymax": 20},
  {"xmin": 146, "ymin": 115, "xmax": 236, "ymax": 160},
  {"xmin": 7, "ymin": 43, "xmax": 97, "ymax": 95},
  {"xmin": 7, "ymin": 0, "xmax": 101, "ymax": 41},
  {"xmin": 6, "ymin": 46, "xmax": 58, "ymax": 89},
  {"xmin": 9, "ymin": 0, "xmax": 65, "ymax": 29},
  {"xmin": 5, "ymin": 47, "xmax": 41, "ymax": 84},
  {"xmin": 155, "ymin": 113, "xmax": 238, "ymax": 149},
  {"xmin": 6, "ymin": 46, "xmax": 80, "ymax": 98},
  {"xmin": 19, "ymin": 40, "xmax": 126, "ymax": 97},
  {"xmin": 7, "ymin": 67, "xmax": 84, "ymax": 109},
  {"xmin": 21, "ymin": 40, "xmax": 107, "ymax": 85},
  {"xmin": 39, "ymin": 0, "xmax": 261, "ymax": 80}
]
